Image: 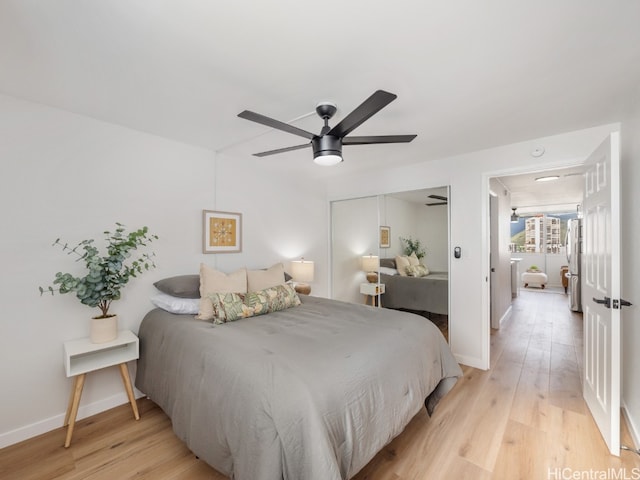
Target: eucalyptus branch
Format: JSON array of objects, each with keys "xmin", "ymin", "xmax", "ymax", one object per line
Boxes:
[{"xmin": 40, "ymin": 224, "xmax": 158, "ymax": 318}]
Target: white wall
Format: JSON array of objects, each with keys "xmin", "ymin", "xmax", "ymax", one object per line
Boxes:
[
  {"xmin": 331, "ymin": 196, "xmax": 378, "ymax": 303},
  {"xmin": 328, "ymin": 124, "xmax": 618, "ymax": 369},
  {"xmin": 380, "ymin": 195, "xmax": 416, "ymax": 259},
  {"xmin": 0, "ymin": 94, "xmax": 215, "ymax": 446},
  {"xmin": 620, "ymin": 89, "xmax": 640, "ymax": 446},
  {"xmin": 415, "ymin": 203, "xmax": 449, "ymax": 272},
  {"xmin": 209, "ymin": 152, "xmax": 329, "ymax": 298},
  {"xmin": 0, "ymin": 95, "xmax": 329, "ymax": 447}
]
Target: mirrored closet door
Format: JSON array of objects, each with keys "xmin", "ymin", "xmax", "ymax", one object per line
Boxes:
[{"xmin": 330, "ymin": 187, "xmax": 451, "ymax": 319}]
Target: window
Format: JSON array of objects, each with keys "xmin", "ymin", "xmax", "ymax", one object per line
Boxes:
[{"xmin": 509, "ymin": 212, "xmax": 578, "ymax": 253}]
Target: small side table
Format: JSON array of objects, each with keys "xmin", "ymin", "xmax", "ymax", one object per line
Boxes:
[
  {"xmin": 63, "ymin": 330, "xmax": 140, "ymax": 447},
  {"xmin": 360, "ymin": 283, "xmax": 385, "ymax": 307}
]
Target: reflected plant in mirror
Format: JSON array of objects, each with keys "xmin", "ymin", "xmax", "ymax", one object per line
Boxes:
[{"xmin": 400, "ymin": 237, "xmax": 426, "ymax": 260}]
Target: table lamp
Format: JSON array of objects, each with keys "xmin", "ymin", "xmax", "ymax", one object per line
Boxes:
[
  {"xmin": 362, "ymin": 254, "xmax": 380, "ymax": 283},
  {"xmin": 290, "ymin": 258, "xmax": 314, "ymax": 295}
]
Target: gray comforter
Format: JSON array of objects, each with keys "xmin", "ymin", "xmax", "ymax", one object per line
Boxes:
[
  {"xmin": 380, "ymin": 272, "xmax": 449, "ymax": 315},
  {"xmin": 135, "ymin": 295, "xmax": 461, "ymax": 480}
]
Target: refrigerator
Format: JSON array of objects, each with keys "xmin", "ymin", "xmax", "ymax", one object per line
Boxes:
[{"xmin": 566, "ymin": 218, "xmax": 582, "ymax": 312}]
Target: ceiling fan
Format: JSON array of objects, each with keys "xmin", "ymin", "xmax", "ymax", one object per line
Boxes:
[
  {"xmin": 237, "ymin": 90, "xmax": 417, "ymax": 166},
  {"xmin": 425, "ymin": 194, "xmax": 448, "ymax": 206}
]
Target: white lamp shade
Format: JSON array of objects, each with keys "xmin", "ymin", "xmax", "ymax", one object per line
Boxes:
[
  {"xmin": 290, "ymin": 259, "xmax": 314, "ymax": 283},
  {"xmin": 362, "ymin": 255, "xmax": 379, "ymax": 272}
]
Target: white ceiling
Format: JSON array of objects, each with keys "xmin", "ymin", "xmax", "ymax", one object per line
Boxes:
[
  {"xmin": 1, "ymin": 1, "xmax": 639, "ymax": 178},
  {"xmin": 495, "ymin": 166, "xmax": 585, "ymax": 213},
  {"xmin": 388, "ymin": 187, "xmax": 449, "ymax": 206}
]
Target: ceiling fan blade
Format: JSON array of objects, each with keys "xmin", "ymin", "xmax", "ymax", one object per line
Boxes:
[
  {"xmin": 253, "ymin": 143, "xmax": 311, "ymax": 157},
  {"xmin": 328, "ymin": 90, "xmax": 397, "ymax": 138},
  {"xmin": 428, "ymin": 194, "xmax": 448, "ymax": 201},
  {"xmin": 425, "ymin": 202, "xmax": 448, "ymax": 206},
  {"xmin": 238, "ymin": 110, "xmax": 316, "ymax": 140},
  {"xmin": 343, "ymin": 134, "xmax": 417, "ymax": 145}
]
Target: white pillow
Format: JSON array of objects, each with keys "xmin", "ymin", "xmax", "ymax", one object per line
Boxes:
[
  {"xmin": 151, "ymin": 293, "xmax": 200, "ymax": 315},
  {"xmin": 408, "ymin": 252, "xmax": 420, "ymax": 266},
  {"xmin": 379, "ymin": 266, "xmax": 398, "ymax": 276}
]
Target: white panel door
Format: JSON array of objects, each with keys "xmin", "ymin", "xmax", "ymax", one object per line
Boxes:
[{"xmin": 582, "ymin": 132, "xmax": 621, "ymax": 456}]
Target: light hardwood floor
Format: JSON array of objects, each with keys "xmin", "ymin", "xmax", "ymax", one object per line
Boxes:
[{"xmin": 1, "ymin": 290, "xmax": 638, "ymax": 479}]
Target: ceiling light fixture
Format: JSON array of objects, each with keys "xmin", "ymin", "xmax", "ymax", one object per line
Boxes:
[
  {"xmin": 511, "ymin": 208, "xmax": 519, "ymax": 223},
  {"xmin": 535, "ymin": 175, "xmax": 560, "ymax": 182},
  {"xmin": 313, "ymin": 153, "xmax": 343, "ymax": 166},
  {"xmin": 312, "ymin": 131, "xmax": 343, "ymax": 166}
]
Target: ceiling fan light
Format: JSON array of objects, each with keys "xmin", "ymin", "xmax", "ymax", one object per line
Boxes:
[{"xmin": 313, "ymin": 154, "xmax": 342, "ymax": 166}]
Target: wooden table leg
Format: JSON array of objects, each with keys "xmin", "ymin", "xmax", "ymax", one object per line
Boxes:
[
  {"xmin": 63, "ymin": 378, "xmax": 76, "ymax": 427},
  {"xmin": 64, "ymin": 373, "xmax": 86, "ymax": 448},
  {"xmin": 119, "ymin": 363, "xmax": 140, "ymax": 420}
]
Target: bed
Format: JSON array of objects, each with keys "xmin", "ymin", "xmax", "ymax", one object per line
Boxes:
[
  {"xmin": 378, "ymin": 257, "xmax": 449, "ymax": 315},
  {"xmin": 135, "ymin": 294, "xmax": 461, "ymax": 480}
]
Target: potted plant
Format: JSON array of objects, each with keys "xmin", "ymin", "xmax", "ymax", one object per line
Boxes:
[
  {"xmin": 399, "ymin": 236, "xmax": 426, "ymax": 260},
  {"xmin": 40, "ymin": 223, "xmax": 158, "ymax": 343}
]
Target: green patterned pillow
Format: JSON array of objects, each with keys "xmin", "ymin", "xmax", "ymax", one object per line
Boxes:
[
  {"xmin": 405, "ymin": 264, "xmax": 430, "ymax": 277},
  {"xmin": 209, "ymin": 284, "xmax": 301, "ymax": 324}
]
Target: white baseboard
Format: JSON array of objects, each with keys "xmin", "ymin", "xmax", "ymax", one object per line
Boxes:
[
  {"xmin": 500, "ymin": 305, "xmax": 512, "ymax": 327},
  {"xmin": 0, "ymin": 388, "xmax": 145, "ymax": 449},
  {"xmin": 622, "ymin": 401, "xmax": 640, "ymax": 450},
  {"xmin": 492, "ymin": 305, "xmax": 512, "ymax": 329}
]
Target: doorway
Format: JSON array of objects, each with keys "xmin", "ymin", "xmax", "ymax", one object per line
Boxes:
[{"xmin": 489, "ymin": 165, "xmax": 585, "ymax": 332}]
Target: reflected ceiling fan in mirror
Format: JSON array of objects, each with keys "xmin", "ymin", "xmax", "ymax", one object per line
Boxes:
[
  {"xmin": 425, "ymin": 194, "xmax": 448, "ymax": 206},
  {"xmin": 237, "ymin": 90, "xmax": 417, "ymax": 166}
]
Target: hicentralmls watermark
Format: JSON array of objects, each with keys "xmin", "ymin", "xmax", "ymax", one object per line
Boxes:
[{"xmin": 548, "ymin": 468, "xmax": 640, "ymax": 480}]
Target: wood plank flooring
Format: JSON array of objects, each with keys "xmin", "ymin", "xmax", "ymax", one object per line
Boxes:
[{"xmin": 1, "ymin": 290, "xmax": 638, "ymax": 479}]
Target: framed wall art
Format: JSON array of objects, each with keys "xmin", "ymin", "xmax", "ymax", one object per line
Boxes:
[
  {"xmin": 203, "ymin": 210, "xmax": 242, "ymax": 253},
  {"xmin": 379, "ymin": 226, "xmax": 391, "ymax": 248}
]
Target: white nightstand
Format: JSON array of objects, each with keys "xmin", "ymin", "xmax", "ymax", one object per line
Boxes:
[
  {"xmin": 63, "ymin": 329, "xmax": 140, "ymax": 447},
  {"xmin": 360, "ymin": 283, "xmax": 385, "ymax": 307}
]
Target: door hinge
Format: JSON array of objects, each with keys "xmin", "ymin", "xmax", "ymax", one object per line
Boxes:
[{"xmin": 612, "ymin": 298, "xmax": 633, "ymax": 309}]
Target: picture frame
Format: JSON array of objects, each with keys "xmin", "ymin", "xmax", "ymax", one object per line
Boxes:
[
  {"xmin": 203, "ymin": 210, "xmax": 242, "ymax": 254},
  {"xmin": 379, "ymin": 226, "xmax": 391, "ymax": 248}
]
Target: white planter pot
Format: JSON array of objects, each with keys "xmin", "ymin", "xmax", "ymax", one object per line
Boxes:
[{"xmin": 90, "ymin": 315, "xmax": 118, "ymax": 343}]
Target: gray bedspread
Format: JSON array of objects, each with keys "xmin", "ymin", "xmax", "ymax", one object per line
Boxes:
[
  {"xmin": 135, "ymin": 295, "xmax": 461, "ymax": 480},
  {"xmin": 380, "ymin": 272, "xmax": 449, "ymax": 315}
]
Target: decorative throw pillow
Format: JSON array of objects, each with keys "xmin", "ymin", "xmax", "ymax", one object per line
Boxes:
[
  {"xmin": 209, "ymin": 284, "xmax": 301, "ymax": 324},
  {"xmin": 406, "ymin": 264, "xmax": 430, "ymax": 277},
  {"xmin": 209, "ymin": 292, "xmax": 247, "ymax": 324},
  {"xmin": 197, "ymin": 264, "xmax": 247, "ymax": 321},
  {"xmin": 395, "ymin": 255, "xmax": 411, "ymax": 276},
  {"xmin": 247, "ymin": 263, "xmax": 286, "ymax": 292},
  {"xmin": 408, "ymin": 252, "xmax": 420, "ymax": 266}
]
